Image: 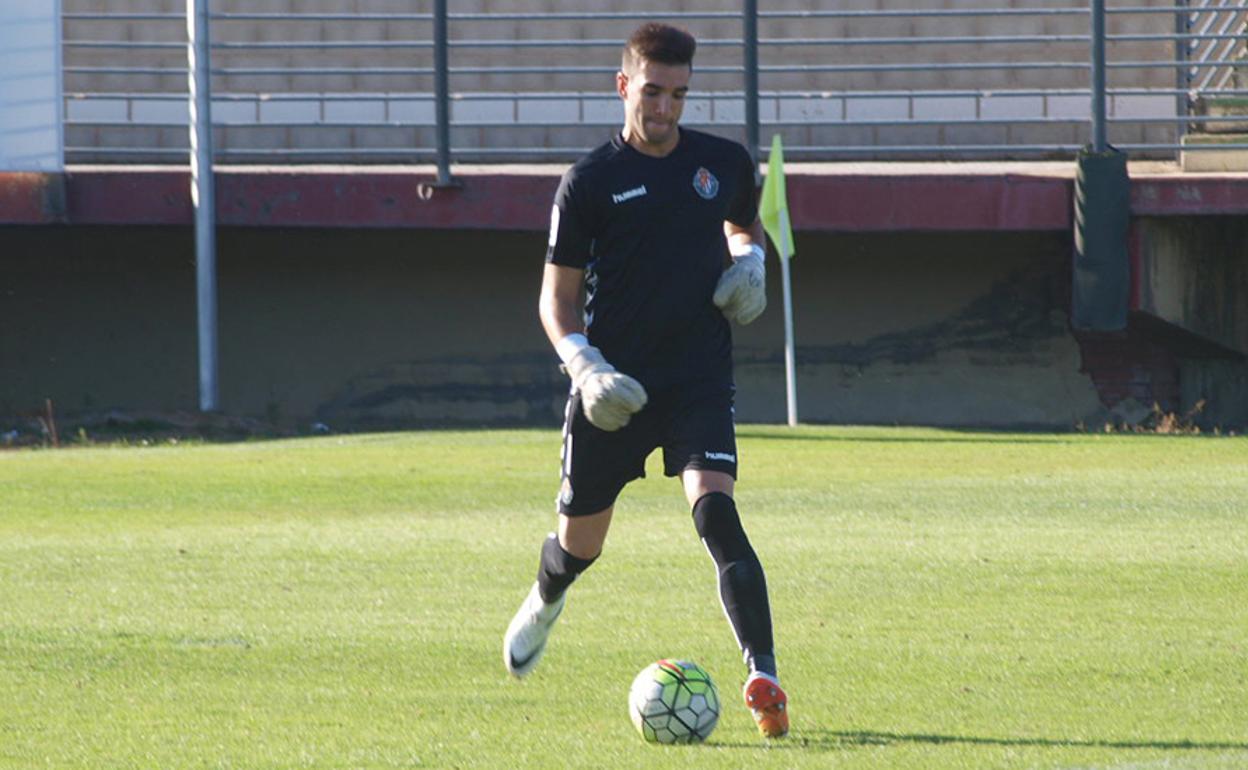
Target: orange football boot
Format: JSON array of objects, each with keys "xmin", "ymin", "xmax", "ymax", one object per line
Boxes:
[{"xmin": 743, "ymin": 672, "xmax": 789, "ymax": 738}]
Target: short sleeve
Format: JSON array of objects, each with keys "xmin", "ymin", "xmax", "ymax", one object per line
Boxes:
[
  {"xmin": 545, "ymin": 169, "xmax": 594, "ymax": 268},
  {"xmin": 725, "ymin": 144, "xmax": 759, "ymax": 228}
]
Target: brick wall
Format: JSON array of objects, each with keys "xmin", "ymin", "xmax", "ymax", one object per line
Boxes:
[{"xmin": 1073, "ymin": 325, "xmax": 1181, "ymax": 414}]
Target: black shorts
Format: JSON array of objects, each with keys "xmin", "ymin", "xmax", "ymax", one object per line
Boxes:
[{"xmin": 556, "ymin": 381, "xmax": 738, "ymax": 516}]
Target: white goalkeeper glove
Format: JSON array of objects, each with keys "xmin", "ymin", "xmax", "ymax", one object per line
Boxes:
[
  {"xmin": 558, "ymin": 335, "xmax": 648, "ymax": 432},
  {"xmin": 713, "ymin": 242, "xmax": 766, "ymax": 325}
]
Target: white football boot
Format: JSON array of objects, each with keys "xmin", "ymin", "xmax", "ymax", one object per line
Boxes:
[{"xmin": 503, "ymin": 581, "xmax": 566, "ymax": 678}]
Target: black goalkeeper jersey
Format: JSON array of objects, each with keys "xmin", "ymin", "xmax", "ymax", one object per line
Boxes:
[{"xmin": 545, "ymin": 128, "xmax": 758, "ymax": 394}]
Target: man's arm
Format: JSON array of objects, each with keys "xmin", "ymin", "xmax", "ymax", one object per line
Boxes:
[
  {"xmin": 539, "ymin": 263, "xmax": 586, "ymax": 347},
  {"xmin": 538, "ymin": 262, "xmax": 647, "ymax": 431},
  {"xmin": 714, "ymin": 217, "xmax": 768, "ymax": 325},
  {"xmin": 723, "ymin": 218, "xmax": 766, "ymax": 258}
]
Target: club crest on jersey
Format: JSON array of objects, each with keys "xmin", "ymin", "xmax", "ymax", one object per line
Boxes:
[{"xmin": 692, "ymin": 167, "xmax": 719, "ymax": 200}]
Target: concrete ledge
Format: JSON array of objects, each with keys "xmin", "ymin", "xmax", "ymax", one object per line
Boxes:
[
  {"xmin": 65, "ymin": 90, "xmax": 1186, "ymax": 131},
  {"xmin": 1179, "ymin": 134, "xmax": 1248, "ymax": 173}
]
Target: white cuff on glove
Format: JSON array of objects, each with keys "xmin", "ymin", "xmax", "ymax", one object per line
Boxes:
[
  {"xmin": 559, "ymin": 337, "xmax": 648, "ymax": 432},
  {"xmin": 713, "ymin": 242, "xmax": 766, "ymax": 325}
]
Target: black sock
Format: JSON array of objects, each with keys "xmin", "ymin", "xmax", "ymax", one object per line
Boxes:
[
  {"xmin": 537, "ymin": 533, "xmax": 597, "ymax": 604},
  {"xmin": 749, "ymin": 654, "xmax": 777, "ymax": 679},
  {"xmin": 692, "ymin": 492, "xmax": 777, "ymax": 677}
]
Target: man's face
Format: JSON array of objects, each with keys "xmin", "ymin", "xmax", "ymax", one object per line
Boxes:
[{"xmin": 617, "ymin": 58, "xmax": 691, "ymax": 154}]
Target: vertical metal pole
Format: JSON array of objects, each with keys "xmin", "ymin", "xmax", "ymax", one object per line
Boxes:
[
  {"xmin": 778, "ymin": 215, "xmax": 798, "ymax": 427},
  {"xmin": 188, "ymin": 0, "xmax": 218, "ymax": 411},
  {"xmin": 54, "ymin": 0, "xmax": 65, "ymax": 171},
  {"xmin": 433, "ymin": 0, "xmax": 453, "ymax": 185},
  {"xmin": 1174, "ymin": 0, "xmax": 1190, "ymax": 145},
  {"xmin": 743, "ymin": 0, "xmax": 760, "ymax": 168},
  {"xmin": 1090, "ymin": 0, "xmax": 1108, "ymax": 152}
]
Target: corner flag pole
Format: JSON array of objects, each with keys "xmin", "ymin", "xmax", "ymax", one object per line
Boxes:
[
  {"xmin": 778, "ymin": 208, "xmax": 797, "ymax": 427},
  {"xmin": 759, "ymin": 134, "xmax": 797, "ymax": 426}
]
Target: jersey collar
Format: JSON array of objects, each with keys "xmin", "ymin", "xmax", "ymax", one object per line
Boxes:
[{"xmin": 613, "ymin": 128, "xmax": 686, "ymax": 160}]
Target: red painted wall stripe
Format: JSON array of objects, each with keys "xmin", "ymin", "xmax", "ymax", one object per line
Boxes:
[
  {"xmin": 0, "ymin": 172, "xmax": 64, "ymax": 224},
  {"xmin": 6, "ymin": 168, "xmax": 1248, "ymax": 230},
  {"xmin": 1131, "ymin": 176, "xmax": 1248, "ymax": 216}
]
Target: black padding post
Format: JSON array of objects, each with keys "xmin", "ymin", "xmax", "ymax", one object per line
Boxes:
[{"xmin": 1073, "ymin": 146, "xmax": 1131, "ymax": 332}]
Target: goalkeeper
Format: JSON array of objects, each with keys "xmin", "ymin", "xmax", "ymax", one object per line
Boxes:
[{"xmin": 503, "ymin": 22, "xmax": 788, "ymax": 739}]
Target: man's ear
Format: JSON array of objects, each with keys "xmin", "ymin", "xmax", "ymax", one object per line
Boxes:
[{"xmin": 616, "ymin": 71, "xmax": 629, "ymax": 100}]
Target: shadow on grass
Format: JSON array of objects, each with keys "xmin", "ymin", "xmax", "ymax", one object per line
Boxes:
[
  {"xmin": 714, "ymin": 729, "xmax": 1248, "ymax": 752},
  {"xmin": 737, "ymin": 428, "xmax": 1079, "ymax": 445}
]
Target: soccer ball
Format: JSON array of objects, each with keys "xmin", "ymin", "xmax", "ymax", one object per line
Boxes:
[{"xmin": 628, "ymin": 659, "xmax": 720, "ymax": 744}]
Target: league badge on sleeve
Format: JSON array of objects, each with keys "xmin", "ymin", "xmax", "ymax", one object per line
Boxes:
[{"xmin": 692, "ymin": 167, "xmax": 720, "ymax": 200}]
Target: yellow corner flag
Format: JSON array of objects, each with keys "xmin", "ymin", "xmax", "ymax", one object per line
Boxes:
[{"xmin": 759, "ymin": 134, "xmax": 795, "ymax": 260}]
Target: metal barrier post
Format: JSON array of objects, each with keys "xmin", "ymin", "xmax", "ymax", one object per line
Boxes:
[
  {"xmin": 434, "ymin": 0, "xmax": 454, "ymax": 185},
  {"xmin": 1090, "ymin": 0, "xmax": 1108, "ymax": 151},
  {"xmin": 188, "ymin": 0, "xmax": 218, "ymax": 412},
  {"xmin": 743, "ymin": 0, "xmax": 760, "ymax": 167},
  {"xmin": 1175, "ymin": 0, "xmax": 1191, "ymax": 143}
]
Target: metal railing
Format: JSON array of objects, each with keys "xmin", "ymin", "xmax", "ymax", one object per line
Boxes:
[{"xmin": 60, "ymin": 2, "xmax": 1248, "ymax": 165}]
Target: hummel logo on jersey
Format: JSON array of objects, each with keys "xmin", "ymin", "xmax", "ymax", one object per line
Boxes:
[
  {"xmin": 704, "ymin": 451, "xmax": 736, "ymax": 463},
  {"xmin": 611, "ymin": 185, "xmax": 647, "ymax": 204}
]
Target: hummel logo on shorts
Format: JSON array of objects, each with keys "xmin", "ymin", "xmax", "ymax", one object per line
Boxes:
[{"xmin": 705, "ymin": 451, "xmax": 736, "ymax": 463}]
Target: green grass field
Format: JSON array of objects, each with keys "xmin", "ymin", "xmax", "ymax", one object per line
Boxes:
[{"xmin": 1, "ymin": 426, "xmax": 1246, "ymax": 769}]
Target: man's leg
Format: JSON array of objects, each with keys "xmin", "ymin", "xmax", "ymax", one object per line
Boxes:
[
  {"xmin": 683, "ymin": 469, "xmax": 788, "ymax": 738},
  {"xmin": 540, "ymin": 507, "xmax": 613, "ymax": 600},
  {"xmin": 504, "ymin": 507, "xmax": 612, "ymax": 678}
]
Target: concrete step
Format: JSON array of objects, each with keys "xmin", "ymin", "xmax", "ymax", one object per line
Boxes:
[{"xmin": 1181, "ymin": 133, "xmax": 1248, "ymax": 172}]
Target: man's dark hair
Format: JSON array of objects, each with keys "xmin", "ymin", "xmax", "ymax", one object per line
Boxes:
[{"xmin": 623, "ymin": 23, "xmax": 697, "ymax": 73}]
